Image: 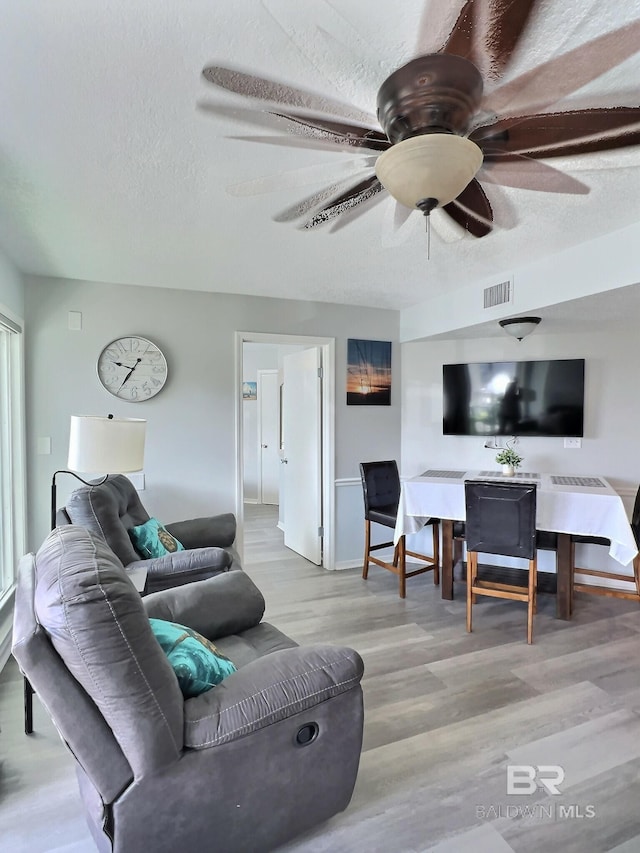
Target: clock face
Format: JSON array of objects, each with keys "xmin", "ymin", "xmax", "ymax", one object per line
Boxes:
[{"xmin": 97, "ymin": 336, "xmax": 168, "ymax": 401}]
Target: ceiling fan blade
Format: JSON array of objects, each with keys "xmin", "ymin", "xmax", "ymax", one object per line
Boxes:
[
  {"xmin": 329, "ymin": 189, "xmax": 388, "ymax": 233},
  {"xmin": 415, "ymin": 1, "xmax": 461, "ymax": 58},
  {"xmin": 481, "ymin": 154, "xmax": 590, "ymax": 194},
  {"xmin": 226, "ymin": 134, "xmax": 377, "ymax": 155},
  {"xmin": 442, "ymin": 179, "xmax": 493, "ymax": 237},
  {"xmin": 441, "ymin": 0, "xmax": 539, "ymax": 80},
  {"xmin": 302, "ymin": 175, "xmax": 383, "ymax": 229},
  {"xmin": 199, "ymin": 102, "xmax": 387, "ymax": 153},
  {"xmin": 273, "ymin": 177, "xmax": 372, "ymax": 223},
  {"xmin": 227, "ymin": 159, "xmax": 377, "ymax": 198},
  {"xmin": 271, "ymin": 111, "xmax": 389, "ymax": 151},
  {"xmin": 483, "ymin": 19, "xmax": 640, "ymax": 116},
  {"xmin": 473, "ymin": 108, "xmax": 640, "ymax": 158},
  {"xmin": 201, "ymin": 65, "xmax": 374, "ymax": 124}
]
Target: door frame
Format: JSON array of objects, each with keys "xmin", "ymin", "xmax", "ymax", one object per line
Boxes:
[{"xmin": 235, "ymin": 332, "xmax": 336, "ymax": 569}]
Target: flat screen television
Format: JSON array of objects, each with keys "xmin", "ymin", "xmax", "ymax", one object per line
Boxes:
[{"xmin": 443, "ymin": 358, "xmax": 585, "ymax": 437}]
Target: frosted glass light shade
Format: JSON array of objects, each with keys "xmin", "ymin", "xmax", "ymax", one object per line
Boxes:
[
  {"xmin": 499, "ymin": 317, "xmax": 542, "ymax": 341},
  {"xmin": 375, "ymin": 134, "xmax": 483, "ymax": 209},
  {"xmin": 68, "ymin": 415, "xmax": 146, "ymax": 473}
]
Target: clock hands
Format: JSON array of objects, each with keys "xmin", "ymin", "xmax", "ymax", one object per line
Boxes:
[
  {"xmin": 117, "ymin": 357, "xmax": 142, "ymax": 391},
  {"xmin": 111, "ymin": 360, "xmax": 136, "ymax": 369}
]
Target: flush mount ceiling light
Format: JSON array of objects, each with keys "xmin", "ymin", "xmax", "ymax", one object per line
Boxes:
[{"xmin": 499, "ymin": 317, "xmax": 542, "ymax": 341}]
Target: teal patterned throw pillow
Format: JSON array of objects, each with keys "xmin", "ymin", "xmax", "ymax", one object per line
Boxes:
[
  {"xmin": 149, "ymin": 618, "xmax": 237, "ymax": 697},
  {"xmin": 128, "ymin": 517, "xmax": 185, "ymax": 559}
]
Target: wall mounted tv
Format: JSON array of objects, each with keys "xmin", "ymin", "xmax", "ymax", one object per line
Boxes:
[{"xmin": 443, "ymin": 359, "xmax": 585, "ymax": 437}]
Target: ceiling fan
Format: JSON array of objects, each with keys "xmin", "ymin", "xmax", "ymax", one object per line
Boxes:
[{"xmin": 202, "ymin": 0, "xmax": 640, "ymax": 238}]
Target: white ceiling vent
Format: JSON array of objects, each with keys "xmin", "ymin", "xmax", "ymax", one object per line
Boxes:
[{"xmin": 483, "ymin": 278, "xmax": 513, "ymax": 309}]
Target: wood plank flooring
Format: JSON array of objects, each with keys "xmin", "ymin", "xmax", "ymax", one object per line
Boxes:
[{"xmin": 2, "ymin": 503, "xmax": 640, "ymax": 852}]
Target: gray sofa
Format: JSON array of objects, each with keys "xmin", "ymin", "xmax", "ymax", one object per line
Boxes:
[
  {"xmin": 61, "ymin": 474, "xmax": 241, "ymax": 593},
  {"xmin": 12, "ymin": 525, "xmax": 365, "ymax": 853}
]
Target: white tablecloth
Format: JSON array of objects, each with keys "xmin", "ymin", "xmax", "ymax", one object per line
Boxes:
[{"xmin": 395, "ymin": 471, "xmax": 638, "ymax": 566}]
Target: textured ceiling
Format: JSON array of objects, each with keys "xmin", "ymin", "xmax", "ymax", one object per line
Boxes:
[{"xmin": 1, "ymin": 0, "xmax": 639, "ymax": 313}]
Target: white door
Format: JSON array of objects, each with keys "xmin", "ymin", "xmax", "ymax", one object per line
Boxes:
[
  {"xmin": 257, "ymin": 370, "xmax": 279, "ymax": 504},
  {"xmin": 282, "ymin": 348, "xmax": 322, "ymax": 564}
]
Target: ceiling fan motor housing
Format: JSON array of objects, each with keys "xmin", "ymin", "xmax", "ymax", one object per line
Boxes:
[{"xmin": 377, "ymin": 54, "xmax": 483, "ymax": 143}]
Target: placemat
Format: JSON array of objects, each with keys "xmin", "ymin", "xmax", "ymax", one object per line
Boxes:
[
  {"xmin": 550, "ymin": 475, "xmax": 606, "ymax": 488},
  {"xmin": 421, "ymin": 469, "xmax": 466, "ymax": 479}
]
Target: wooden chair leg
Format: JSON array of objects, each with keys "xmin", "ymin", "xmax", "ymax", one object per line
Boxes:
[
  {"xmin": 398, "ymin": 535, "xmax": 407, "ymax": 599},
  {"xmin": 362, "ymin": 520, "xmax": 371, "ymax": 579},
  {"xmin": 466, "ymin": 552, "xmax": 475, "ymax": 633},
  {"xmin": 527, "ymin": 558, "xmax": 537, "ymax": 645},
  {"xmin": 432, "ymin": 523, "xmax": 440, "ymax": 586}
]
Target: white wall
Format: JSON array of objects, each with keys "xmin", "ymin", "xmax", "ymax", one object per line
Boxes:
[
  {"xmin": 0, "ymin": 250, "xmax": 24, "ymax": 318},
  {"xmin": 24, "ymin": 277, "xmax": 402, "ymax": 565}
]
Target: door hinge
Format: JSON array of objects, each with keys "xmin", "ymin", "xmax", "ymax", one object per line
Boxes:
[
  {"xmin": 317, "ymin": 366, "xmax": 323, "ymax": 379},
  {"xmin": 318, "ymin": 525, "xmax": 324, "ymax": 537}
]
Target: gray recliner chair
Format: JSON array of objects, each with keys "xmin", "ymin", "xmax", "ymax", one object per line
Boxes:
[
  {"xmin": 12, "ymin": 526, "xmax": 365, "ymax": 853},
  {"xmin": 61, "ymin": 474, "xmax": 240, "ymax": 593}
]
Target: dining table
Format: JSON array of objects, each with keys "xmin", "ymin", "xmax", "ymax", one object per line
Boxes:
[{"xmin": 394, "ymin": 469, "xmax": 639, "ymax": 620}]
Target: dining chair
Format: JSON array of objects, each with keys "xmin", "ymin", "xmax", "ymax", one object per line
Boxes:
[
  {"xmin": 359, "ymin": 461, "xmax": 439, "ymax": 599},
  {"xmin": 464, "ymin": 480, "xmax": 538, "ymax": 644},
  {"xmin": 570, "ymin": 484, "xmax": 640, "ymax": 605}
]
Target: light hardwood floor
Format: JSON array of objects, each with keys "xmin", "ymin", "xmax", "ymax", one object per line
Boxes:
[{"xmin": 2, "ymin": 504, "xmax": 640, "ymax": 852}]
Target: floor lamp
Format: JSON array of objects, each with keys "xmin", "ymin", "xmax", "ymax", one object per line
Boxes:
[
  {"xmin": 25, "ymin": 414, "xmax": 146, "ymax": 735},
  {"xmin": 50, "ymin": 414, "xmax": 146, "ymax": 529}
]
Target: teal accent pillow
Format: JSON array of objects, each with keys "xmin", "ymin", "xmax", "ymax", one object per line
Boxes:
[
  {"xmin": 149, "ymin": 618, "xmax": 237, "ymax": 697},
  {"xmin": 128, "ymin": 517, "xmax": 185, "ymax": 559}
]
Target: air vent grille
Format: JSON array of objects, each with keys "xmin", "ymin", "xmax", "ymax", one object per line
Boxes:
[{"xmin": 484, "ymin": 279, "xmax": 512, "ymax": 309}]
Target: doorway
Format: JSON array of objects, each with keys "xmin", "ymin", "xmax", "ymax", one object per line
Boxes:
[{"xmin": 236, "ymin": 332, "xmax": 335, "ymax": 569}]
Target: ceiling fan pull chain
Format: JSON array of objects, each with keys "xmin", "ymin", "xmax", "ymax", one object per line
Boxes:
[{"xmin": 427, "ymin": 211, "xmax": 431, "ymax": 260}]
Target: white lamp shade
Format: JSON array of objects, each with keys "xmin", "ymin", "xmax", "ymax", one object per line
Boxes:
[
  {"xmin": 375, "ymin": 134, "xmax": 484, "ymax": 209},
  {"xmin": 68, "ymin": 416, "xmax": 146, "ymax": 473}
]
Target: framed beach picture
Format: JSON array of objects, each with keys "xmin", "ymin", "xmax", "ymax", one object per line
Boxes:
[
  {"xmin": 242, "ymin": 381, "xmax": 257, "ymax": 400},
  {"xmin": 346, "ymin": 339, "xmax": 392, "ymax": 406}
]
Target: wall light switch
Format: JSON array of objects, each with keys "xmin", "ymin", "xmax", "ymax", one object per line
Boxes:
[
  {"xmin": 564, "ymin": 438, "xmax": 582, "ymax": 449},
  {"xmin": 127, "ymin": 472, "xmax": 145, "ymax": 491},
  {"xmin": 68, "ymin": 311, "xmax": 82, "ymax": 330},
  {"xmin": 37, "ymin": 436, "xmax": 52, "ymax": 455}
]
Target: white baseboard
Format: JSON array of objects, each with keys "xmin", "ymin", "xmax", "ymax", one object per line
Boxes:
[{"xmin": 333, "ymin": 559, "xmax": 362, "ymax": 571}]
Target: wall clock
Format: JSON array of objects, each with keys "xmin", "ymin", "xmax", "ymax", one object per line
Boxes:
[{"xmin": 97, "ymin": 336, "xmax": 168, "ymax": 401}]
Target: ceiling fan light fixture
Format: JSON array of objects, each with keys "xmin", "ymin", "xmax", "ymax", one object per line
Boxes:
[
  {"xmin": 499, "ymin": 316, "xmax": 542, "ymax": 341},
  {"xmin": 374, "ymin": 134, "xmax": 484, "ymax": 212}
]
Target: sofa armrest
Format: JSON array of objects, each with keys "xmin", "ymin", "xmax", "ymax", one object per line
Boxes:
[
  {"xmin": 129, "ymin": 546, "xmax": 232, "ymax": 595},
  {"xmin": 183, "ymin": 645, "xmax": 364, "ymax": 749},
  {"xmin": 165, "ymin": 513, "xmax": 236, "ymax": 549},
  {"xmin": 142, "ymin": 570, "xmax": 265, "ymax": 637}
]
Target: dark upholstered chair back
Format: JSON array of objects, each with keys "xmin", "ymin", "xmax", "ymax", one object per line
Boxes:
[
  {"xmin": 12, "ymin": 528, "xmax": 185, "ymax": 788},
  {"xmin": 65, "ymin": 475, "xmax": 151, "ymax": 566},
  {"xmin": 632, "ymin": 486, "xmax": 640, "ymax": 547},
  {"xmin": 12, "ymin": 550, "xmax": 135, "ymax": 802},
  {"xmin": 465, "ymin": 480, "xmax": 537, "ymax": 560},
  {"xmin": 360, "ymin": 461, "xmax": 400, "ymax": 527}
]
